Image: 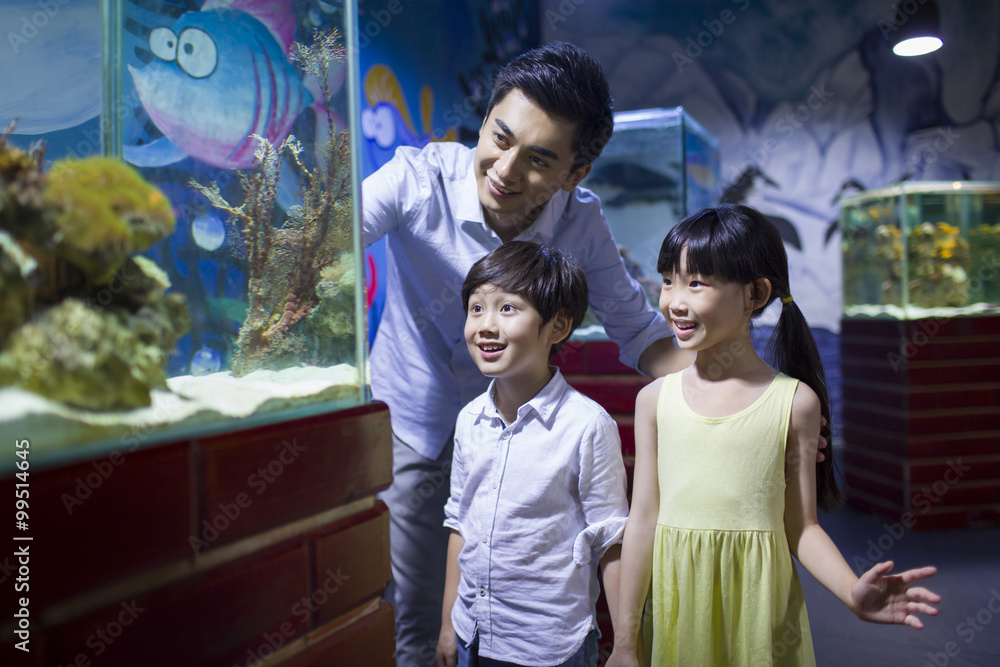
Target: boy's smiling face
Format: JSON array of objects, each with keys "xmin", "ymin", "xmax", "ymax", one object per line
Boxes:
[
  {"xmin": 465, "ymin": 283, "xmax": 568, "ymax": 384},
  {"xmin": 475, "ymin": 89, "xmax": 592, "ymax": 239}
]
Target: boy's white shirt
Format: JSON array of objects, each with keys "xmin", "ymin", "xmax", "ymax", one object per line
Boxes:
[{"xmin": 444, "ymin": 367, "xmax": 629, "ymax": 664}]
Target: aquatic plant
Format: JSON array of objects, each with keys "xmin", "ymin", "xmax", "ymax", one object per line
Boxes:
[{"xmin": 191, "ymin": 29, "xmax": 354, "ymax": 376}]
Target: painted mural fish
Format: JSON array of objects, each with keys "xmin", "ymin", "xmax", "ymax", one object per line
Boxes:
[
  {"xmin": 126, "ymin": 0, "xmax": 339, "ymax": 170},
  {"xmin": 361, "ymin": 64, "xmax": 457, "ymax": 172},
  {"xmin": 0, "ymin": 0, "xmax": 104, "ymax": 136}
]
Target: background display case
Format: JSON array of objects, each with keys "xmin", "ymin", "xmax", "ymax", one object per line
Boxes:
[
  {"xmin": 1, "ymin": 0, "xmax": 370, "ymax": 468},
  {"xmin": 840, "ymin": 181, "xmax": 1000, "ymax": 320},
  {"xmin": 575, "ymin": 107, "xmax": 720, "ymax": 338},
  {"xmin": 837, "ymin": 182, "xmax": 1000, "ymax": 532}
]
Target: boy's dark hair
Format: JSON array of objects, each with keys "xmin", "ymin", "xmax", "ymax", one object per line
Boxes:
[
  {"xmin": 486, "ymin": 41, "xmax": 614, "ymax": 171},
  {"xmin": 657, "ymin": 204, "xmax": 844, "ymax": 513},
  {"xmin": 462, "ymin": 241, "xmax": 588, "ymax": 358}
]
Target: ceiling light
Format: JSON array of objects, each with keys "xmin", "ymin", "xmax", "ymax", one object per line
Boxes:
[{"xmin": 891, "ymin": 0, "xmax": 943, "ymax": 56}]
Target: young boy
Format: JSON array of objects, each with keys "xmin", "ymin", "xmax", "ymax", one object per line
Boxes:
[{"xmin": 436, "ymin": 241, "xmax": 629, "ymax": 667}]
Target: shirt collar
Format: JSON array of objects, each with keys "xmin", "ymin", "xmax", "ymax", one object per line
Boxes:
[
  {"xmin": 517, "ymin": 188, "xmax": 564, "ymax": 243},
  {"xmin": 471, "ymin": 367, "xmax": 569, "ymax": 427},
  {"xmin": 455, "ymin": 154, "xmax": 569, "ymax": 242},
  {"xmin": 455, "ymin": 159, "xmax": 486, "ymax": 224}
]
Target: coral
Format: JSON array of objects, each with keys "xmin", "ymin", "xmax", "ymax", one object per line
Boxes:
[
  {"xmin": 0, "ymin": 121, "xmax": 189, "ymax": 410},
  {"xmin": 0, "ymin": 123, "xmax": 48, "ymax": 239},
  {"xmin": 41, "ymin": 157, "xmax": 175, "ymax": 284},
  {"xmin": 970, "ymin": 223, "xmax": 1000, "ymax": 304},
  {"xmin": 873, "ymin": 221, "xmax": 973, "ymax": 309},
  {"xmin": 908, "ymin": 222, "xmax": 971, "ymax": 308},
  {"xmin": 0, "ymin": 230, "xmax": 34, "ymax": 347},
  {"xmin": 191, "ymin": 29, "xmax": 354, "ymax": 377},
  {"xmin": 0, "ymin": 297, "xmax": 186, "ymax": 410},
  {"xmin": 303, "ymin": 254, "xmax": 356, "ymax": 364}
]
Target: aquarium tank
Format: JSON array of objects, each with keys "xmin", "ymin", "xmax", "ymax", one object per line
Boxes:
[
  {"xmin": 0, "ymin": 0, "xmax": 367, "ymax": 465},
  {"xmin": 839, "ymin": 182, "xmax": 1000, "ymax": 319},
  {"xmin": 575, "ymin": 107, "xmax": 720, "ymax": 339}
]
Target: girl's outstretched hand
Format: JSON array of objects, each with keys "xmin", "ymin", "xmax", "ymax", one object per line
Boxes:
[{"xmin": 851, "ymin": 560, "xmax": 941, "ymax": 629}]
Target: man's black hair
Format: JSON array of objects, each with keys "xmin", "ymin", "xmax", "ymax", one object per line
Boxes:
[{"xmin": 486, "ymin": 42, "xmax": 614, "ymax": 171}]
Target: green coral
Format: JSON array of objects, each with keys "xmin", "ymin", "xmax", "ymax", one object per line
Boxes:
[
  {"xmin": 0, "ymin": 296, "xmax": 187, "ymax": 410},
  {"xmin": 40, "ymin": 158, "xmax": 175, "ymax": 284},
  {"xmin": 0, "ymin": 230, "xmax": 34, "ymax": 347},
  {"xmin": 0, "ymin": 125, "xmax": 190, "ymax": 411},
  {"xmin": 303, "ymin": 254, "xmax": 356, "ymax": 364},
  {"xmin": 970, "ymin": 223, "xmax": 1000, "ymax": 304}
]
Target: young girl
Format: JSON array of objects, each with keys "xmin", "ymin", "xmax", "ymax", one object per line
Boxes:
[{"xmin": 607, "ymin": 205, "xmax": 941, "ymax": 666}]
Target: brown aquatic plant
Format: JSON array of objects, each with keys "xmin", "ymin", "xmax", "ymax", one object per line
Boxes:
[{"xmin": 191, "ymin": 29, "xmax": 353, "ymax": 376}]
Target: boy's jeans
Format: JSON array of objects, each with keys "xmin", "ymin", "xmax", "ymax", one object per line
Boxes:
[{"xmin": 456, "ymin": 629, "xmax": 600, "ymax": 667}]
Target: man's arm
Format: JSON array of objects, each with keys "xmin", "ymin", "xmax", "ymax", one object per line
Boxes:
[
  {"xmin": 637, "ymin": 337, "xmax": 695, "ymax": 378},
  {"xmin": 361, "ymin": 146, "xmax": 422, "ymax": 247}
]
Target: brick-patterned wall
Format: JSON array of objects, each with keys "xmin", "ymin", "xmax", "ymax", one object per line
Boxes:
[
  {"xmin": 840, "ymin": 316, "xmax": 1000, "ymax": 531},
  {"xmin": 1, "ymin": 403, "xmax": 395, "ymax": 665}
]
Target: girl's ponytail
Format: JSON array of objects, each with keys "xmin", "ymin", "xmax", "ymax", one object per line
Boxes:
[{"xmin": 769, "ymin": 297, "xmax": 844, "ymax": 512}]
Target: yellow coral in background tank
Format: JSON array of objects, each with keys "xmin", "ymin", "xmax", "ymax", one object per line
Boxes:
[{"xmin": 840, "ymin": 182, "xmax": 1000, "ymax": 319}]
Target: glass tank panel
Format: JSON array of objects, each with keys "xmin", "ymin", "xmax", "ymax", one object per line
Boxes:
[
  {"xmin": 0, "ymin": 0, "xmax": 367, "ymax": 466},
  {"xmin": 840, "ymin": 182, "xmax": 1000, "ymax": 319},
  {"xmin": 575, "ymin": 107, "xmax": 720, "ymax": 339}
]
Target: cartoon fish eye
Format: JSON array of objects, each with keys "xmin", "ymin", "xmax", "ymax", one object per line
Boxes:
[
  {"xmin": 149, "ymin": 26, "xmax": 178, "ymax": 62},
  {"xmin": 372, "ymin": 105, "xmax": 395, "ymax": 148},
  {"xmin": 177, "ymin": 27, "xmax": 217, "ymax": 79}
]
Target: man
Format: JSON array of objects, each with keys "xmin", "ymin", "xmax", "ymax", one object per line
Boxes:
[{"xmin": 362, "ymin": 42, "xmax": 689, "ymax": 666}]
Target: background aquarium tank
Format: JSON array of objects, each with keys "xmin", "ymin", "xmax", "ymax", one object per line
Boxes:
[
  {"xmin": 839, "ymin": 182, "xmax": 1000, "ymax": 319},
  {"xmin": 575, "ymin": 107, "xmax": 720, "ymax": 338},
  {"xmin": 0, "ymin": 0, "xmax": 367, "ymax": 464}
]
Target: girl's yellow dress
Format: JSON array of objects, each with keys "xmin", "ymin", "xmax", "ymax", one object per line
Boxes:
[{"xmin": 651, "ymin": 371, "xmax": 815, "ymax": 666}]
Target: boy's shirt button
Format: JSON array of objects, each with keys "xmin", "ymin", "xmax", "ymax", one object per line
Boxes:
[{"xmin": 481, "ymin": 534, "xmax": 488, "ymax": 543}]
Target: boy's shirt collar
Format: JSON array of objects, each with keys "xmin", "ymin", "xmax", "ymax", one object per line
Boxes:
[{"xmin": 474, "ymin": 366, "xmax": 567, "ymax": 427}]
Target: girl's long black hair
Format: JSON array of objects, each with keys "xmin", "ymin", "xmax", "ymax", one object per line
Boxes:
[{"xmin": 657, "ymin": 204, "xmax": 844, "ymax": 511}]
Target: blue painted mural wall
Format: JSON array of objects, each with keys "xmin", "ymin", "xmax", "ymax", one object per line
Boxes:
[{"xmin": 356, "ymin": 0, "xmax": 540, "ymax": 344}]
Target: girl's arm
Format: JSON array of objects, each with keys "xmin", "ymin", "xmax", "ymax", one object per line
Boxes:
[
  {"xmin": 606, "ymin": 379, "xmax": 662, "ymax": 667},
  {"xmin": 784, "ymin": 384, "xmax": 941, "ymax": 628},
  {"xmin": 436, "ymin": 530, "xmax": 465, "ymax": 667}
]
